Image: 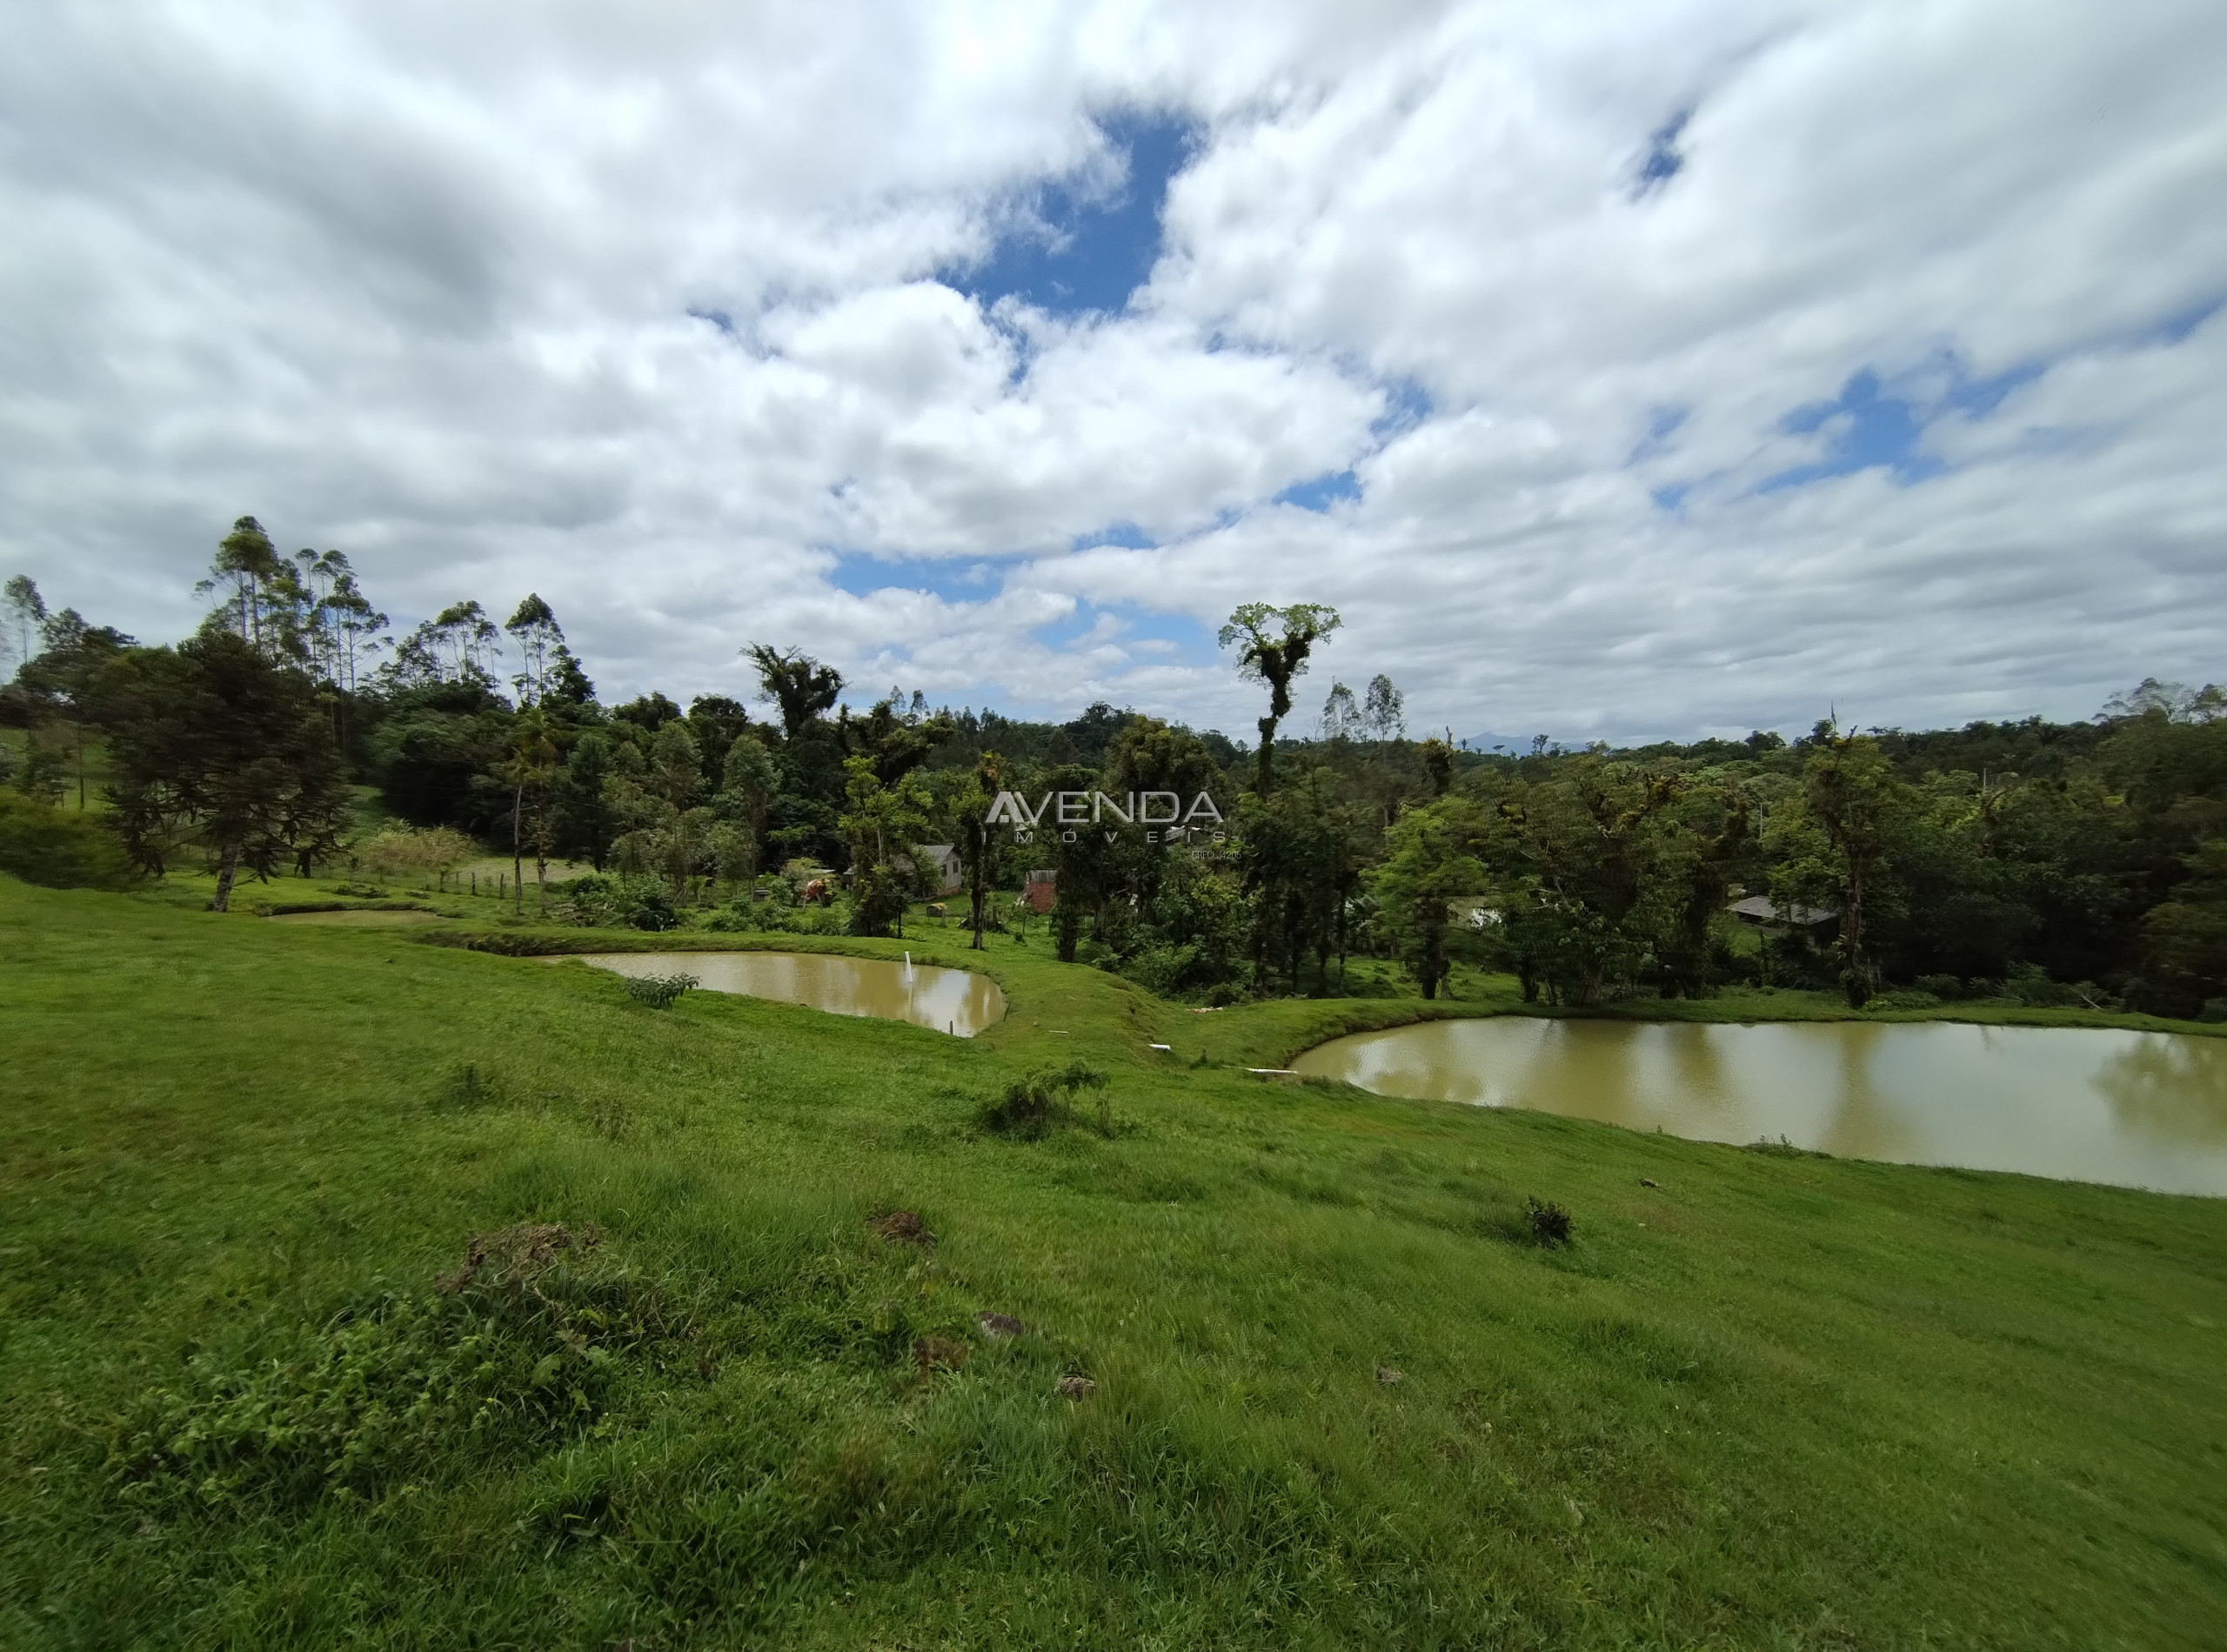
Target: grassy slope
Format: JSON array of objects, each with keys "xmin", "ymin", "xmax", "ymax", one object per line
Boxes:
[{"xmin": 3, "ymin": 880, "xmax": 2226, "ymax": 1649}]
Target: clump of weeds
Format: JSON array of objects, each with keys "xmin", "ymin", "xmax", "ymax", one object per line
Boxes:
[{"xmin": 977, "ymin": 1063, "xmax": 1113, "ymax": 1140}]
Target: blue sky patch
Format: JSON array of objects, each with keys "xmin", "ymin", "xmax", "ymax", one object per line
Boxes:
[
  {"xmin": 1630, "ymin": 403, "xmax": 1689, "ymax": 465},
  {"xmin": 1635, "ymin": 110, "xmax": 1690, "ymax": 196},
  {"xmin": 828, "ymin": 552, "xmax": 1002, "ymax": 605},
  {"xmin": 1073, "ymin": 521, "xmax": 1156, "ymax": 552},
  {"xmin": 1762, "ymin": 369, "xmax": 1944, "ymax": 492},
  {"xmin": 1371, "ymin": 377, "xmax": 1435, "ymax": 437},
  {"xmin": 1759, "ymin": 355, "xmax": 2054, "ymax": 493},
  {"xmin": 1277, "ymin": 470, "xmax": 1361, "ymax": 512},
  {"xmin": 950, "ymin": 108, "xmax": 1199, "ymax": 318},
  {"xmin": 2145, "ymin": 296, "xmax": 2222, "ymax": 347}
]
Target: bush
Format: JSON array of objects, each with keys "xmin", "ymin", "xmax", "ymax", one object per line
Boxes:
[
  {"xmin": 979, "ymin": 1064, "xmax": 1111, "ymax": 1140},
  {"xmin": 1863, "ymin": 988, "xmax": 1942, "ymax": 1012},
  {"xmin": 622, "ymin": 973, "xmax": 697, "ymax": 1008},
  {"xmin": 2003, "ymin": 963, "xmax": 2112, "ymax": 1010},
  {"xmin": 554, "ymin": 873, "xmax": 682, "ymax": 931},
  {"xmin": 1911, "ymin": 973, "xmax": 1964, "ymax": 1000},
  {"xmin": 0, "ymin": 792, "xmax": 135, "ymax": 889},
  {"xmin": 353, "ymin": 825, "xmax": 476, "ymax": 883},
  {"xmin": 1524, "ymin": 1197, "xmax": 1573, "ymax": 1247}
]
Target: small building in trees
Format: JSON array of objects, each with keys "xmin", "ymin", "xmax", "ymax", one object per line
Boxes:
[
  {"xmin": 1022, "ymin": 867, "xmax": 1057, "ymax": 913},
  {"xmin": 910, "ymin": 843, "xmax": 964, "ymax": 893}
]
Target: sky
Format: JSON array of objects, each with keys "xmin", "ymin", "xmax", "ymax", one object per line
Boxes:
[{"xmin": 2, "ymin": 0, "xmax": 2223, "ymax": 746}]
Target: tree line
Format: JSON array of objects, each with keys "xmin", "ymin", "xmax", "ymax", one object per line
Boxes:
[{"xmin": 4, "ymin": 518, "xmax": 2226, "ymax": 1018}]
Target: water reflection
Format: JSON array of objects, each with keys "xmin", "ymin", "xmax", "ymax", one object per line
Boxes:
[
  {"xmin": 568, "ymin": 951, "xmax": 1005, "ymax": 1037},
  {"xmin": 1292, "ymin": 1018, "xmax": 2227, "ymax": 1196},
  {"xmin": 2094, "ymin": 1036, "xmax": 2227, "ymax": 1147}
]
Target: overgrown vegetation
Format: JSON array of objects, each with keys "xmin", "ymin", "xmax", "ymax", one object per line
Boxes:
[
  {"xmin": 621, "ymin": 972, "xmax": 697, "ymax": 1008},
  {"xmin": 977, "ymin": 1062, "xmax": 1112, "ymax": 1139}
]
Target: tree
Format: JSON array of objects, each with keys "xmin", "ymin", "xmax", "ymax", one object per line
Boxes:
[
  {"xmin": 1372, "ymin": 794, "xmax": 1487, "ymax": 999},
  {"xmin": 1318, "ymin": 680, "xmax": 1362, "ymax": 742},
  {"xmin": 648, "ymin": 720, "xmax": 705, "ymax": 812},
  {"xmin": 505, "ymin": 594, "xmax": 566, "ymax": 707},
  {"xmin": 2140, "ymin": 839, "xmax": 2227, "ymax": 1015},
  {"xmin": 1486, "ymin": 757, "xmax": 1688, "ymax": 1006},
  {"xmin": 714, "ymin": 732, "xmax": 779, "ymax": 890},
  {"xmin": 746, "ymin": 644, "xmax": 843, "ymax": 741},
  {"xmin": 1363, "ymin": 673, "xmax": 1405, "ymax": 743},
  {"xmin": 384, "ymin": 602, "xmax": 501, "ymax": 689},
  {"xmin": 99, "ymin": 632, "xmax": 351, "ymax": 909},
  {"xmin": 687, "ymin": 694, "xmax": 755, "ymax": 793},
  {"xmin": 839, "ymin": 753, "xmax": 933, "ymax": 937},
  {"xmin": 552, "ymin": 731, "xmax": 620, "ymax": 869},
  {"xmin": 194, "ymin": 517, "xmax": 296, "ymax": 657},
  {"xmin": 499, "ymin": 710, "xmax": 560, "ymax": 913},
  {"xmin": 3, "ymin": 575, "xmax": 45, "ymax": 680},
  {"xmin": 324, "ymin": 568, "xmax": 390, "ymax": 694},
  {"xmin": 1217, "ymin": 602, "xmax": 1341, "ymax": 792},
  {"xmin": 954, "ymin": 752, "xmax": 1006, "ymax": 950},
  {"xmin": 1655, "ymin": 782, "xmax": 1754, "ymax": 999},
  {"xmin": 1770, "ymin": 724, "xmax": 1916, "ymax": 1007},
  {"xmin": 1419, "ymin": 736, "xmax": 1453, "ymax": 797},
  {"xmin": 17, "ymin": 608, "xmax": 136, "ymax": 809}
]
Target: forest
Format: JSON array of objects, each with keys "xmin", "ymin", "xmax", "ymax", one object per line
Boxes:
[{"xmin": 4, "ymin": 515, "xmax": 2226, "ymax": 1019}]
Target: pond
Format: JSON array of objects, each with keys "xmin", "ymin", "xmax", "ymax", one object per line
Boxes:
[
  {"xmin": 1291, "ymin": 1017, "xmax": 2227, "ymax": 1196},
  {"xmin": 568, "ymin": 951, "xmax": 1006, "ymax": 1037}
]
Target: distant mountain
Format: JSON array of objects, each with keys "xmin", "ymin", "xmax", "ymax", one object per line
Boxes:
[{"xmin": 1459, "ymin": 731, "xmax": 1554, "ymax": 755}]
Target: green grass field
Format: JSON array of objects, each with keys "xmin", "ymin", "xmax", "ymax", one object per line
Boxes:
[{"xmin": 5, "ymin": 876, "xmax": 2226, "ymax": 1649}]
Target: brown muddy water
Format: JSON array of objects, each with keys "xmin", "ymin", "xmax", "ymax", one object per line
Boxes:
[
  {"xmin": 569, "ymin": 952, "xmax": 1006, "ymax": 1037},
  {"xmin": 1292, "ymin": 1017, "xmax": 2227, "ymax": 1195}
]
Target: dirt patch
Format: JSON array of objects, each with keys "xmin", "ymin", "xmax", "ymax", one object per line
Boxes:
[
  {"xmin": 975, "ymin": 1311, "xmax": 1026, "ymax": 1341},
  {"xmin": 439, "ymin": 1223, "xmax": 601, "ymax": 1294},
  {"xmin": 1054, "ymin": 1374, "xmax": 1097, "ymax": 1401},
  {"xmin": 868, "ymin": 1211, "xmax": 936, "ymax": 1249}
]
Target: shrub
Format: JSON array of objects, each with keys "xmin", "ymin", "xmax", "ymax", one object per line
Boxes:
[
  {"xmin": 554, "ymin": 873, "xmax": 682, "ymax": 931},
  {"xmin": 2003, "ymin": 963, "xmax": 2112, "ymax": 1010},
  {"xmin": 1863, "ymin": 988, "xmax": 1942, "ymax": 1012},
  {"xmin": 353, "ymin": 825, "xmax": 476, "ymax": 883},
  {"xmin": 622, "ymin": 973, "xmax": 697, "ymax": 1008},
  {"xmin": 1911, "ymin": 973, "xmax": 1964, "ymax": 1000},
  {"xmin": 0, "ymin": 792, "xmax": 136, "ymax": 889},
  {"xmin": 979, "ymin": 1063, "xmax": 1111, "ymax": 1140},
  {"xmin": 700, "ymin": 901, "xmax": 850, "ymax": 935},
  {"xmin": 1524, "ymin": 1197, "xmax": 1573, "ymax": 1247}
]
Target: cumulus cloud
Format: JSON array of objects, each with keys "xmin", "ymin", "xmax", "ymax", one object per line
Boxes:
[{"xmin": 0, "ymin": 0, "xmax": 2220, "ymax": 738}]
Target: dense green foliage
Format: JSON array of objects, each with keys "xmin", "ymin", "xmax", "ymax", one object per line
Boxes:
[
  {"xmin": 7, "ymin": 530, "xmax": 2227, "ymax": 1009},
  {"xmin": 4, "ymin": 882, "xmax": 2226, "ymax": 1648}
]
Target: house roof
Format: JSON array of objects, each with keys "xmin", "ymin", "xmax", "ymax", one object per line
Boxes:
[{"xmin": 1727, "ymin": 894, "xmax": 1838, "ymax": 926}]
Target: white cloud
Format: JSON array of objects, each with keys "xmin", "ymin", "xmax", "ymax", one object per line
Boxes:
[{"xmin": 1, "ymin": 0, "xmax": 2221, "ymax": 739}]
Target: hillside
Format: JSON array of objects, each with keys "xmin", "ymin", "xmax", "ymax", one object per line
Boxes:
[{"xmin": 3, "ymin": 879, "xmax": 2225, "ymax": 1649}]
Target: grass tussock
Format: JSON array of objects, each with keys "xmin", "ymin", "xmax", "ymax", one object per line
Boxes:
[{"xmin": 976, "ymin": 1061, "xmax": 1113, "ymax": 1139}]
